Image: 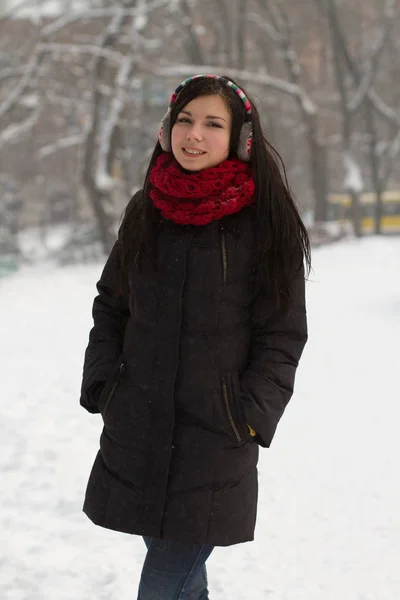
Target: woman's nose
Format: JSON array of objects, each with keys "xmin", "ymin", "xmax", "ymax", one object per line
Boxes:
[{"xmin": 186, "ymin": 124, "xmax": 203, "ymax": 141}]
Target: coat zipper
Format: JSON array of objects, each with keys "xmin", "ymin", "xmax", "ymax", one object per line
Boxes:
[
  {"xmin": 220, "ymin": 225, "xmax": 228, "ymax": 284},
  {"xmin": 220, "ymin": 228, "xmax": 240, "ymax": 442},
  {"xmin": 103, "ymin": 361, "xmax": 125, "ymax": 417},
  {"xmin": 222, "ymin": 377, "xmax": 242, "ymax": 443}
]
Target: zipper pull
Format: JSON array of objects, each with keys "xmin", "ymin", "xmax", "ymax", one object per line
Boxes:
[{"xmin": 118, "ymin": 361, "xmax": 125, "ymax": 378}]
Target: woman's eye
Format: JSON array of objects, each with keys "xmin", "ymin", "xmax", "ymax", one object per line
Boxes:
[{"xmin": 176, "ymin": 118, "xmax": 222, "ymax": 128}]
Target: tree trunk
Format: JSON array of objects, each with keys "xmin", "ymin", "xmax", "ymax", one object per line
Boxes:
[
  {"xmin": 258, "ymin": 0, "xmax": 328, "ymax": 223},
  {"xmin": 350, "ymin": 191, "xmax": 362, "ymax": 237},
  {"xmin": 364, "ymin": 105, "xmax": 383, "ymax": 234},
  {"xmin": 311, "ymin": 137, "xmax": 328, "ymax": 223},
  {"xmin": 237, "ymin": 0, "xmax": 247, "ymax": 70},
  {"xmin": 214, "ymin": 0, "xmax": 233, "ymax": 65},
  {"xmin": 319, "ymin": 0, "xmax": 363, "ymax": 236},
  {"xmin": 80, "ymin": 12, "xmax": 129, "ymax": 255},
  {"xmin": 180, "ymin": 0, "xmax": 205, "ymax": 65}
]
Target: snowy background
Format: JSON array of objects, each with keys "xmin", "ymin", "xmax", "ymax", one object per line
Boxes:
[{"xmin": 1, "ymin": 235, "xmax": 400, "ymax": 600}]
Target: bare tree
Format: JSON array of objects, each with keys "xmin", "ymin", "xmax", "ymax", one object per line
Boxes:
[
  {"xmin": 340, "ymin": 0, "xmax": 397, "ymax": 234},
  {"xmin": 315, "ymin": 0, "xmax": 364, "ymax": 236},
  {"xmin": 0, "ymin": 0, "xmax": 173, "ymax": 255},
  {"xmin": 316, "ymin": 0, "xmax": 398, "ymax": 235},
  {"xmin": 1, "ymin": 0, "xmax": 400, "ymax": 256},
  {"xmin": 252, "ymin": 0, "xmax": 328, "ymax": 222}
]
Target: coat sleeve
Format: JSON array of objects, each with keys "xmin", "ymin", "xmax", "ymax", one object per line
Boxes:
[
  {"xmin": 79, "ymin": 238, "xmax": 130, "ymax": 413},
  {"xmin": 240, "ymin": 264, "xmax": 308, "ymax": 447}
]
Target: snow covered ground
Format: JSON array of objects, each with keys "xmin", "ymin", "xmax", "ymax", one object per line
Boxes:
[{"xmin": 1, "ymin": 235, "xmax": 399, "ymax": 600}]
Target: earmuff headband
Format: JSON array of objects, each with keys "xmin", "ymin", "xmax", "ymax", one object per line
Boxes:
[{"xmin": 168, "ymin": 74, "xmax": 252, "ymax": 121}]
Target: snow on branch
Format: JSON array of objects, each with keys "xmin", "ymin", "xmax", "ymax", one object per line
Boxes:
[
  {"xmin": 38, "ymin": 133, "xmax": 86, "ymax": 158},
  {"xmin": 0, "ymin": 0, "xmax": 47, "ymax": 21},
  {"xmin": 380, "ymin": 129, "xmax": 400, "ymax": 183},
  {"xmin": 147, "ymin": 64, "xmax": 317, "ymax": 116},
  {"xmin": 37, "ymin": 42, "xmax": 126, "ymax": 65},
  {"xmin": 133, "ymin": 0, "xmax": 148, "ymax": 32},
  {"xmin": 386, "ymin": 132, "xmax": 400, "ymax": 163},
  {"xmin": 0, "ymin": 0, "xmax": 171, "ymax": 122},
  {"xmin": 41, "ymin": 0, "xmax": 172, "ymax": 38},
  {"xmin": 246, "ymin": 12, "xmax": 281, "ymax": 42},
  {"xmin": 0, "ymin": 66, "xmax": 30, "ymax": 83},
  {"xmin": 369, "ymin": 90, "xmax": 400, "ymax": 126},
  {"xmin": 344, "ymin": 152, "xmax": 363, "ymax": 193},
  {"xmin": 0, "ymin": 108, "xmax": 40, "ymax": 150},
  {"xmin": 0, "ymin": 41, "xmax": 123, "ymax": 122},
  {"xmin": 0, "ymin": 50, "xmax": 43, "ymax": 120},
  {"xmin": 95, "ymin": 57, "xmax": 134, "ymax": 192}
]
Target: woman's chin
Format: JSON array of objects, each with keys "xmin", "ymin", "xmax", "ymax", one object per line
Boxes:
[{"xmin": 178, "ymin": 153, "xmax": 206, "ymax": 168}]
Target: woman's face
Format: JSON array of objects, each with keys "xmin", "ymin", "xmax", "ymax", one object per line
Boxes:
[{"xmin": 171, "ymin": 94, "xmax": 232, "ymax": 171}]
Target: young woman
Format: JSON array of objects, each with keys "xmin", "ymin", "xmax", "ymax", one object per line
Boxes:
[{"xmin": 80, "ymin": 74, "xmax": 310, "ymax": 600}]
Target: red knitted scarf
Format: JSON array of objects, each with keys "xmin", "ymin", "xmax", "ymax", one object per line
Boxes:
[{"xmin": 149, "ymin": 153, "xmax": 255, "ymax": 225}]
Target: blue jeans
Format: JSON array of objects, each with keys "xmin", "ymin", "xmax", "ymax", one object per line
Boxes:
[{"xmin": 137, "ymin": 536, "xmax": 214, "ymax": 600}]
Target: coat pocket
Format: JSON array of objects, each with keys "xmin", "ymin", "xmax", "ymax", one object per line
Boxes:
[
  {"xmin": 221, "ymin": 372, "xmax": 248, "ymax": 444},
  {"xmin": 100, "ymin": 355, "xmax": 126, "ymax": 419}
]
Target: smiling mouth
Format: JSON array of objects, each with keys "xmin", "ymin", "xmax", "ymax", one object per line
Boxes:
[{"xmin": 182, "ymin": 148, "xmax": 206, "ymax": 156}]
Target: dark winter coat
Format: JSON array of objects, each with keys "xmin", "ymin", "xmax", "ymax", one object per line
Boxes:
[{"xmin": 80, "ymin": 200, "xmax": 308, "ymax": 546}]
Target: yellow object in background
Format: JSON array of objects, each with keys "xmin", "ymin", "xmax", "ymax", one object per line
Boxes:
[{"xmin": 327, "ymin": 190, "xmax": 400, "ymax": 233}]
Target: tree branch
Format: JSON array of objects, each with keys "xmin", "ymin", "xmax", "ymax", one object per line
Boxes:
[
  {"xmin": 146, "ymin": 63, "xmax": 317, "ymax": 115},
  {"xmin": 246, "ymin": 11, "xmax": 280, "ymax": 43},
  {"xmin": 40, "ymin": 0, "xmax": 172, "ymax": 38},
  {"xmin": 38, "ymin": 133, "xmax": 86, "ymax": 159},
  {"xmin": 316, "ymin": 0, "xmax": 400, "ymax": 126},
  {"xmin": 0, "ymin": 108, "xmax": 41, "ymax": 150},
  {"xmin": 347, "ymin": 0, "xmax": 396, "ymax": 112},
  {"xmin": 0, "ymin": 66, "xmax": 30, "ymax": 83},
  {"xmin": 37, "ymin": 42, "xmax": 126, "ymax": 65},
  {"xmin": 95, "ymin": 56, "xmax": 135, "ymax": 191},
  {"xmin": 0, "ymin": 50, "xmax": 44, "ymax": 120}
]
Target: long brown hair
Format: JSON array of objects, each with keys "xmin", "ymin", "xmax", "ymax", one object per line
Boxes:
[{"xmin": 119, "ymin": 75, "xmax": 311, "ymax": 313}]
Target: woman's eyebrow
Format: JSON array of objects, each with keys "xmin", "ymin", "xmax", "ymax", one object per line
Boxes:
[
  {"xmin": 179, "ymin": 110, "xmax": 227, "ymax": 123},
  {"xmin": 206, "ymin": 115, "xmax": 227, "ymax": 122}
]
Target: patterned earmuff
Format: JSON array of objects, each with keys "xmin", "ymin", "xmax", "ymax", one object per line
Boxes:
[{"xmin": 158, "ymin": 74, "xmax": 253, "ymax": 162}]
